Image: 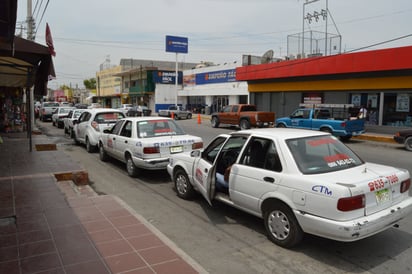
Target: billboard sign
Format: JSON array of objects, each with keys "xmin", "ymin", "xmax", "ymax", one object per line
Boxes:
[
  {"xmin": 153, "ymin": 71, "xmax": 182, "ymax": 84},
  {"xmin": 166, "ymin": 35, "xmax": 188, "ymax": 53},
  {"xmin": 195, "ymin": 69, "xmax": 237, "ymax": 85}
]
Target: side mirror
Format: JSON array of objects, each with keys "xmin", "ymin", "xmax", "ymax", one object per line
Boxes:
[
  {"xmin": 103, "ymin": 129, "xmax": 111, "ymax": 134},
  {"xmin": 190, "ymin": 150, "xmax": 201, "ymax": 157}
]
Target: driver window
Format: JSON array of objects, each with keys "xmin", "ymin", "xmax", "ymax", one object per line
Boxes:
[
  {"xmin": 111, "ymin": 120, "xmax": 125, "ymax": 135},
  {"xmin": 215, "ymin": 136, "xmax": 247, "ymax": 175},
  {"xmin": 120, "ymin": 121, "xmax": 132, "ymax": 137},
  {"xmin": 201, "ymin": 137, "xmax": 227, "ymax": 163}
]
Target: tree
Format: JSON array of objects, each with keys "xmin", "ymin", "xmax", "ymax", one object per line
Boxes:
[{"xmin": 83, "ymin": 78, "xmax": 96, "ymax": 89}]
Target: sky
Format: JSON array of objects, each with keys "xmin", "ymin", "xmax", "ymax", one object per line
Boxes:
[{"xmin": 16, "ymin": 0, "xmax": 412, "ymax": 89}]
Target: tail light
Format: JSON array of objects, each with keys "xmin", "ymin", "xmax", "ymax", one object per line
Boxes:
[
  {"xmin": 401, "ymin": 178, "xmax": 411, "ymax": 193},
  {"xmin": 192, "ymin": 142, "xmax": 203, "ymax": 149},
  {"xmin": 91, "ymin": 121, "xmax": 99, "ymax": 131},
  {"xmin": 144, "ymin": 147, "xmax": 160, "ymax": 154},
  {"xmin": 341, "ymin": 122, "xmax": 346, "ymax": 127},
  {"xmin": 337, "ymin": 194, "xmax": 365, "ymax": 211}
]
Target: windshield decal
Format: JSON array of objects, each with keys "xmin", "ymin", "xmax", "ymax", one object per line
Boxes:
[
  {"xmin": 324, "ymin": 153, "xmax": 356, "ymax": 168},
  {"xmin": 308, "ymin": 138, "xmax": 337, "ymax": 146}
]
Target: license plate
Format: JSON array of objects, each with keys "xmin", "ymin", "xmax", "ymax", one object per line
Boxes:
[
  {"xmin": 375, "ymin": 188, "xmax": 391, "ymax": 204},
  {"xmin": 170, "ymin": 146, "xmax": 183, "ymax": 153}
]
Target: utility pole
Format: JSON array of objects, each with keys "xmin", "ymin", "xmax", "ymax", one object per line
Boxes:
[
  {"xmin": 26, "ymin": 0, "xmax": 35, "ymax": 41},
  {"xmin": 26, "ymin": 0, "xmax": 36, "ymax": 150}
]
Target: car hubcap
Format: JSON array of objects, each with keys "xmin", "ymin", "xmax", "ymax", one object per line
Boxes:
[
  {"xmin": 267, "ymin": 210, "xmax": 290, "ymax": 240},
  {"xmin": 176, "ymin": 175, "xmax": 188, "ymax": 194}
]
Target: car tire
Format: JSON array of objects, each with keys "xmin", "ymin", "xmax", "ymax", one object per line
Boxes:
[
  {"xmin": 126, "ymin": 155, "xmax": 139, "ymax": 177},
  {"xmin": 211, "ymin": 117, "xmax": 220, "ymax": 128},
  {"xmin": 86, "ymin": 137, "xmax": 95, "ymax": 153},
  {"xmin": 99, "ymin": 143, "xmax": 109, "ymax": 161},
  {"xmin": 320, "ymin": 127, "xmax": 332, "ymax": 134},
  {"xmin": 240, "ymin": 119, "xmax": 251, "ymax": 130},
  {"xmin": 276, "ymin": 123, "xmax": 286, "ymax": 128},
  {"xmin": 174, "ymin": 169, "xmax": 195, "ymax": 199},
  {"xmin": 263, "ymin": 202, "xmax": 303, "ymax": 248},
  {"xmin": 405, "ymin": 136, "xmax": 412, "ymax": 151},
  {"xmin": 187, "ymin": 113, "xmax": 192, "ymax": 119}
]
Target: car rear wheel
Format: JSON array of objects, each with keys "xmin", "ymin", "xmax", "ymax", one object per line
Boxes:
[
  {"xmin": 276, "ymin": 123, "xmax": 286, "ymax": 128},
  {"xmin": 126, "ymin": 155, "xmax": 139, "ymax": 177},
  {"xmin": 240, "ymin": 119, "xmax": 251, "ymax": 130},
  {"xmin": 320, "ymin": 127, "xmax": 332, "ymax": 134},
  {"xmin": 211, "ymin": 117, "xmax": 220, "ymax": 128},
  {"xmin": 187, "ymin": 113, "xmax": 192, "ymax": 119},
  {"xmin": 405, "ymin": 136, "xmax": 412, "ymax": 151},
  {"xmin": 86, "ymin": 138, "xmax": 95, "ymax": 153},
  {"xmin": 99, "ymin": 143, "xmax": 108, "ymax": 161},
  {"xmin": 174, "ymin": 169, "xmax": 195, "ymax": 199},
  {"xmin": 264, "ymin": 202, "xmax": 303, "ymax": 248}
]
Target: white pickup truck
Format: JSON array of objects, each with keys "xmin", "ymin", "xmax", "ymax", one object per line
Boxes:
[{"xmin": 158, "ymin": 105, "xmax": 192, "ymax": 120}]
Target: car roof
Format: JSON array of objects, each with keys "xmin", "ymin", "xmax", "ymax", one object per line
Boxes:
[
  {"xmin": 85, "ymin": 108, "xmax": 124, "ymax": 114},
  {"xmin": 233, "ymin": 128, "xmax": 330, "ymax": 139},
  {"xmin": 121, "ymin": 117, "xmax": 172, "ymax": 122}
]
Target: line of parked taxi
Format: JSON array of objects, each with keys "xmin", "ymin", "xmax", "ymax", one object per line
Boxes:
[{"xmin": 45, "ymin": 105, "xmax": 412, "ymax": 249}]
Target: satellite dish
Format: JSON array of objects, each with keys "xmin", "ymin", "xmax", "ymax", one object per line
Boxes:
[{"xmin": 261, "ymin": 50, "xmax": 274, "ymax": 64}]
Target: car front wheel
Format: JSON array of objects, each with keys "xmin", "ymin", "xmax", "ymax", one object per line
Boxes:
[
  {"xmin": 405, "ymin": 136, "xmax": 412, "ymax": 151},
  {"xmin": 263, "ymin": 202, "xmax": 303, "ymax": 248},
  {"xmin": 174, "ymin": 169, "xmax": 195, "ymax": 199},
  {"xmin": 99, "ymin": 143, "xmax": 108, "ymax": 161},
  {"xmin": 239, "ymin": 119, "xmax": 251, "ymax": 130}
]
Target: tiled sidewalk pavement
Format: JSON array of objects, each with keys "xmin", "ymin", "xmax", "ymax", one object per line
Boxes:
[
  {"xmin": 0, "ymin": 134, "xmax": 206, "ymax": 274},
  {"xmin": 0, "ymin": 175, "xmax": 205, "ymax": 274}
]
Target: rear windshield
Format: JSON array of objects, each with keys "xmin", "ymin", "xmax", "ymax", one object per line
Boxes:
[
  {"xmin": 94, "ymin": 112, "xmax": 125, "ymax": 123},
  {"xmin": 286, "ymin": 135, "xmax": 364, "ymax": 174},
  {"xmin": 43, "ymin": 102, "xmax": 59, "ymax": 107},
  {"xmin": 137, "ymin": 119, "xmax": 186, "ymax": 138}
]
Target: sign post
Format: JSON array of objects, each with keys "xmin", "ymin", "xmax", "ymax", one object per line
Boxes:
[{"xmin": 165, "ymin": 35, "xmax": 188, "ymax": 106}]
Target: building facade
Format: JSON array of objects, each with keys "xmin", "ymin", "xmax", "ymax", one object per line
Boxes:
[
  {"xmin": 237, "ymin": 45, "xmax": 412, "ymax": 128},
  {"xmin": 180, "ymin": 63, "xmax": 249, "ymax": 114}
]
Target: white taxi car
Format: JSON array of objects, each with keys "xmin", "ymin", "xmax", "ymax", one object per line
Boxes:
[
  {"xmin": 98, "ymin": 117, "xmax": 203, "ymax": 177},
  {"xmin": 73, "ymin": 108, "xmax": 125, "ymax": 152},
  {"xmin": 167, "ymin": 128, "xmax": 412, "ymax": 248}
]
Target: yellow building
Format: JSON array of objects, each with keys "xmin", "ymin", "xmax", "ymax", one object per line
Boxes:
[{"xmin": 96, "ymin": 65, "xmax": 122, "ymax": 108}]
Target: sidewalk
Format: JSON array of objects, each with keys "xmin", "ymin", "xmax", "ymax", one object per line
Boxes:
[{"xmin": 0, "ymin": 132, "xmax": 207, "ymax": 274}]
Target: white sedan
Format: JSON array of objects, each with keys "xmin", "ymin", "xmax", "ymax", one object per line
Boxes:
[
  {"xmin": 167, "ymin": 128, "xmax": 412, "ymax": 248},
  {"xmin": 98, "ymin": 117, "xmax": 203, "ymax": 177}
]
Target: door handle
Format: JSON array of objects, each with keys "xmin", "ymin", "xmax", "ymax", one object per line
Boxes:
[{"xmin": 264, "ymin": 177, "xmax": 275, "ymax": 183}]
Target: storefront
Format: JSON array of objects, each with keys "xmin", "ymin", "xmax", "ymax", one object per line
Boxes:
[{"xmin": 237, "ymin": 45, "xmax": 412, "ymax": 128}]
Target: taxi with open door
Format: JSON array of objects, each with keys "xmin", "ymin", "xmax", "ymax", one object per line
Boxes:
[{"xmin": 167, "ymin": 128, "xmax": 412, "ymax": 248}]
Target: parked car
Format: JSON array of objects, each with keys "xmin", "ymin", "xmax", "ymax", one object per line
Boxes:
[
  {"xmin": 158, "ymin": 105, "xmax": 192, "ymax": 120},
  {"xmin": 99, "ymin": 117, "xmax": 203, "ymax": 177},
  {"xmin": 211, "ymin": 104, "xmax": 275, "ymax": 129},
  {"xmin": 127, "ymin": 105, "xmax": 152, "ymax": 117},
  {"xmin": 63, "ymin": 109, "xmax": 86, "ymax": 137},
  {"xmin": 51, "ymin": 107, "xmax": 74, "ymax": 128},
  {"xmin": 39, "ymin": 102, "xmax": 60, "ymax": 121},
  {"xmin": 87, "ymin": 103, "xmax": 102, "ymax": 109},
  {"xmin": 167, "ymin": 128, "xmax": 412, "ymax": 248},
  {"xmin": 394, "ymin": 129, "xmax": 412, "ymax": 151},
  {"xmin": 73, "ymin": 108, "xmax": 125, "ymax": 152},
  {"xmin": 118, "ymin": 104, "xmax": 133, "ymax": 114}
]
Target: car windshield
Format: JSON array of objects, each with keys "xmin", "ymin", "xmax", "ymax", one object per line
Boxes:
[
  {"xmin": 60, "ymin": 108, "xmax": 72, "ymax": 114},
  {"xmin": 286, "ymin": 135, "xmax": 364, "ymax": 174},
  {"xmin": 94, "ymin": 112, "xmax": 125, "ymax": 123},
  {"xmin": 137, "ymin": 119, "xmax": 185, "ymax": 138}
]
